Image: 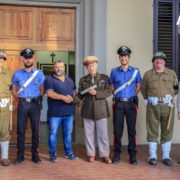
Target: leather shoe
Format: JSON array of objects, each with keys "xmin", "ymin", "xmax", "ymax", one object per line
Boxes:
[
  {"xmin": 88, "ymin": 156, "xmax": 95, "ymax": 162},
  {"xmin": 102, "ymin": 157, "xmax": 112, "ymax": 164},
  {"xmin": 149, "ymin": 158, "xmax": 157, "ymax": 165},
  {"xmin": 130, "ymin": 157, "xmax": 137, "ymax": 165},
  {"xmin": 13, "ymin": 157, "xmax": 24, "ymax": 165},
  {"xmin": 32, "ymin": 156, "xmax": 42, "ymax": 164},
  {"xmin": 162, "ymin": 159, "xmax": 172, "ymax": 166},
  {"xmin": 112, "ymin": 153, "xmax": 120, "ymax": 164},
  {"xmin": 1, "ymin": 159, "xmax": 10, "ymax": 166}
]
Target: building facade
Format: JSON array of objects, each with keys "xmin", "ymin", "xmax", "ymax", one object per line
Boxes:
[{"xmin": 0, "ymin": 0, "xmax": 179, "ymax": 145}]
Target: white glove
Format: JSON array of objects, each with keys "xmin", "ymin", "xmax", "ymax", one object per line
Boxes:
[
  {"xmin": 144, "ymin": 99, "xmax": 148, "ymax": 106},
  {"xmin": 9, "ymin": 105, "xmax": 13, "ymax": 111}
]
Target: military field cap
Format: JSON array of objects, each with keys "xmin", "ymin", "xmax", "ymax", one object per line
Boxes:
[
  {"xmin": 83, "ymin": 56, "xmax": 99, "ymax": 66},
  {"xmin": 20, "ymin": 48, "xmax": 34, "ymax": 59},
  {"xmin": 0, "ymin": 50, "xmax": 6, "ymax": 60},
  {"xmin": 117, "ymin": 46, "xmax": 131, "ymax": 56},
  {"xmin": 152, "ymin": 51, "xmax": 167, "ymax": 62}
]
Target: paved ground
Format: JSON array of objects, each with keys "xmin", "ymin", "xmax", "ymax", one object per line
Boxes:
[{"xmin": 0, "ymin": 144, "xmax": 180, "ymax": 180}]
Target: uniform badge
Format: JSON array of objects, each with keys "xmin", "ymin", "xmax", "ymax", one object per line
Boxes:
[{"xmin": 99, "ymin": 80, "xmax": 105, "ymax": 87}]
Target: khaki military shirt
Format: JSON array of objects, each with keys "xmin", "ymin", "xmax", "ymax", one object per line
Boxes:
[
  {"xmin": 0, "ymin": 69, "xmax": 12, "ymax": 98},
  {"xmin": 141, "ymin": 67, "xmax": 178, "ymax": 98}
]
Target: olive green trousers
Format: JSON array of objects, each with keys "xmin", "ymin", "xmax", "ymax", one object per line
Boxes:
[
  {"xmin": 0, "ymin": 106, "xmax": 11, "ymax": 142},
  {"xmin": 146, "ymin": 103, "xmax": 174, "ymax": 144}
]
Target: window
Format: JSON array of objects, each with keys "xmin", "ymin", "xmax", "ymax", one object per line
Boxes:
[{"xmin": 154, "ymin": 0, "xmax": 180, "ymax": 79}]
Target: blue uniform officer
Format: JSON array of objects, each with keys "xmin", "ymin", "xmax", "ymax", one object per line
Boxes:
[
  {"xmin": 109, "ymin": 46, "xmax": 142, "ymax": 165},
  {"xmin": 12, "ymin": 48, "xmax": 45, "ymax": 164}
]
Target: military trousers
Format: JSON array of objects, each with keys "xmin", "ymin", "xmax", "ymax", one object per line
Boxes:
[
  {"xmin": 146, "ymin": 103, "xmax": 174, "ymax": 144},
  {"xmin": 17, "ymin": 100, "xmax": 41, "ymax": 157},
  {"xmin": 0, "ymin": 106, "xmax": 11, "ymax": 142},
  {"xmin": 113, "ymin": 101, "xmax": 137, "ymax": 157},
  {"xmin": 83, "ymin": 118, "xmax": 110, "ymax": 157}
]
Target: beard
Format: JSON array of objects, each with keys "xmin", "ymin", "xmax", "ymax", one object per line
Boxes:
[
  {"xmin": 121, "ymin": 63, "xmax": 128, "ymax": 66},
  {"xmin": 24, "ymin": 63, "xmax": 33, "ymax": 68},
  {"xmin": 55, "ymin": 71, "xmax": 65, "ymax": 77}
]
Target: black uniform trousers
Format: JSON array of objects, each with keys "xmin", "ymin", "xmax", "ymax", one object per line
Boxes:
[
  {"xmin": 113, "ymin": 100, "xmax": 137, "ymax": 158},
  {"xmin": 17, "ymin": 100, "xmax": 41, "ymax": 157}
]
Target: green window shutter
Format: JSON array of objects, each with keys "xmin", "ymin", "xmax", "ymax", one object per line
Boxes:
[
  {"xmin": 158, "ymin": 2, "xmax": 173, "ymax": 69},
  {"xmin": 154, "ymin": 0, "xmax": 180, "ymax": 79}
]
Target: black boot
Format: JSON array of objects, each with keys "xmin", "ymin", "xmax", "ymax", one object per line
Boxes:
[
  {"xmin": 149, "ymin": 158, "xmax": 157, "ymax": 165},
  {"xmin": 112, "ymin": 152, "xmax": 120, "ymax": 164},
  {"xmin": 162, "ymin": 159, "xmax": 172, "ymax": 166},
  {"xmin": 13, "ymin": 153, "xmax": 24, "ymax": 165},
  {"xmin": 32, "ymin": 152, "xmax": 42, "ymax": 164},
  {"xmin": 32, "ymin": 156, "xmax": 41, "ymax": 163},
  {"xmin": 130, "ymin": 156, "xmax": 137, "ymax": 165}
]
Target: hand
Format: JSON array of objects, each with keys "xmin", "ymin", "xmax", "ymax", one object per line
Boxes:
[
  {"xmin": 62, "ymin": 95, "xmax": 73, "ymax": 104},
  {"xmin": 177, "ymin": 113, "xmax": 180, "ymax": 120},
  {"xmin": 88, "ymin": 88, "xmax": 96, "ymax": 95}
]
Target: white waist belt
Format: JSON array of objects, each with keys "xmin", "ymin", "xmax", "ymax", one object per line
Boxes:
[{"xmin": 148, "ymin": 94, "xmax": 173, "ymax": 107}]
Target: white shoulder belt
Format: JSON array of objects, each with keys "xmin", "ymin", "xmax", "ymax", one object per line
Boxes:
[
  {"xmin": 18, "ymin": 70, "xmax": 39, "ymax": 94},
  {"xmin": 114, "ymin": 69, "xmax": 138, "ymax": 96}
]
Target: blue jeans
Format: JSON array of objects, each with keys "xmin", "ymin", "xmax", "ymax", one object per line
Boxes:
[{"xmin": 48, "ymin": 115, "xmax": 74, "ymax": 156}]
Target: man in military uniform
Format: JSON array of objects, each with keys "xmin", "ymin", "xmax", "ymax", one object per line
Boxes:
[
  {"xmin": 12, "ymin": 48, "xmax": 45, "ymax": 164},
  {"xmin": 141, "ymin": 51, "xmax": 178, "ymax": 166},
  {"xmin": 74, "ymin": 56, "xmax": 112, "ymax": 164},
  {"xmin": 0, "ymin": 50, "xmax": 12, "ymax": 166},
  {"xmin": 109, "ymin": 46, "xmax": 142, "ymax": 165}
]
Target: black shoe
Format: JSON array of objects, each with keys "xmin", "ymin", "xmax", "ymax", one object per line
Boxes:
[
  {"xmin": 130, "ymin": 157, "xmax": 137, "ymax": 165},
  {"xmin": 149, "ymin": 158, "xmax": 157, "ymax": 165},
  {"xmin": 13, "ymin": 156, "xmax": 24, "ymax": 165},
  {"xmin": 50, "ymin": 153, "xmax": 58, "ymax": 162},
  {"xmin": 32, "ymin": 156, "xmax": 42, "ymax": 164},
  {"xmin": 162, "ymin": 159, "xmax": 172, "ymax": 166},
  {"xmin": 112, "ymin": 153, "xmax": 120, "ymax": 164}
]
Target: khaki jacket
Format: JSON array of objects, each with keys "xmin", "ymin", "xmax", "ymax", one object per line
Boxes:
[
  {"xmin": 74, "ymin": 73, "xmax": 112, "ymax": 120},
  {"xmin": 0, "ymin": 69, "xmax": 12, "ymax": 98},
  {"xmin": 141, "ymin": 67, "xmax": 178, "ymax": 99}
]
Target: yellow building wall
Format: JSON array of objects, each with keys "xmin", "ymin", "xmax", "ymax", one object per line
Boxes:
[{"xmin": 106, "ymin": 0, "xmax": 180, "ymax": 145}]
